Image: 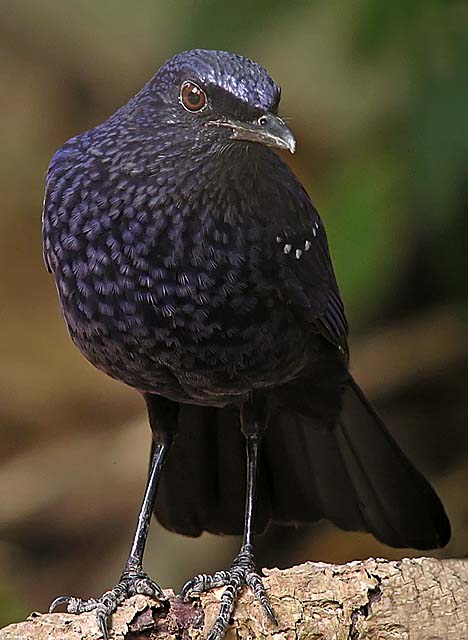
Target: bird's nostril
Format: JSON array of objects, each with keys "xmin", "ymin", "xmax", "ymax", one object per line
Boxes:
[{"xmin": 258, "ymin": 115, "xmax": 269, "ymax": 126}]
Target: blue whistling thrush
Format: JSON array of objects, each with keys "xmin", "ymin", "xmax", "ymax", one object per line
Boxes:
[{"xmin": 42, "ymin": 49, "xmax": 450, "ymax": 640}]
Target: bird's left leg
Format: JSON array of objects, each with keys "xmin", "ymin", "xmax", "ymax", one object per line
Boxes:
[
  {"xmin": 181, "ymin": 396, "xmax": 277, "ymax": 640},
  {"xmin": 50, "ymin": 394, "xmax": 178, "ymax": 640}
]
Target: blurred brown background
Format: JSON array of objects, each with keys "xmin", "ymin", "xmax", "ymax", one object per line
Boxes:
[{"xmin": 1, "ymin": 0, "xmax": 468, "ymax": 627}]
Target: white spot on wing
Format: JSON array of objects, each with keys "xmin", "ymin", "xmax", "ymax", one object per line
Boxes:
[
  {"xmin": 295, "ymin": 249, "xmax": 302, "ymax": 259},
  {"xmin": 305, "ymin": 240, "xmax": 311, "ymax": 250},
  {"xmin": 283, "ymin": 244, "xmax": 292, "ymax": 254}
]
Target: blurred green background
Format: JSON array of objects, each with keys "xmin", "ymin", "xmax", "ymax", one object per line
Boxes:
[{"xmin": 1, "ymin": 0, "xmax": 468, "ymax": 627}]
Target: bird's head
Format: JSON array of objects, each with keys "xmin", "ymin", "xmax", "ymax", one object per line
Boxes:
[{"xmin": 128, "ymin": 49, "xmax": 295, "ymax": 155}]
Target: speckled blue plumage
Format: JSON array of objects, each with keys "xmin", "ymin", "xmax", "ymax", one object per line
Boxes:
[{"xmin": 42, "ymin": 49, "xmax": 347, "ymax": 405}]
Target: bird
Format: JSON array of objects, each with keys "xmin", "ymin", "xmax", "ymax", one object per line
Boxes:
[{"xmin": 42, "ymin": 48, "xmax": 451, "ymax": 640}]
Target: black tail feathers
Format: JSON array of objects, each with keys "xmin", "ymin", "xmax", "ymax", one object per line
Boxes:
[
  {"xmin": 265, "ymin": 377, "xmax": 450, "ymax": 549},
  {"xmin": 154, "ymin": 377, "xmax": 450, "ymax": 549}
]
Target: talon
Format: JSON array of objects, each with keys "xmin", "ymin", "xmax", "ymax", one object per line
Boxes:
[
  {"xmin": 146, "ymin": 579, "xmax": 166, "ymax": 599},
  {"xmin": 262, "ymin": 599, "xmax": 278, "ymax": 624},
  {"xmin": 180, "ymin": 579, "xmax": 195, "ymax": 599},
  {"xmin": 98, "ymin": 613, "xmax": 109, "ymax": 640},
  {"xmin": 49, "ymin": 595, "xmax": 72, "ymax": 613}
]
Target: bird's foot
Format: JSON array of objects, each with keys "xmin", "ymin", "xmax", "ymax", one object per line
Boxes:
[
  {"xmin": 49, "ymin": 562, "xmax": 165, "ymax": 640},
  {"xmin": 181, "ymin": 543, "xmax": 277, "ymax": 640}
]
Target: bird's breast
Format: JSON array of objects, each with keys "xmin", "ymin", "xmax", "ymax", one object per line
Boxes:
[{"xmin": 46, "ymin": 194, "xmax": 308, "ymax": 400}]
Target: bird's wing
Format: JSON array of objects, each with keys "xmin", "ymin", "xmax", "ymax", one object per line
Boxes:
[
  {"xmin": 270, "ymin": 190, "xmax": 349, "ymax": 357},
  {"xmin": 42, "ymin": 142, "xmax": 83, "ymax": 274}
]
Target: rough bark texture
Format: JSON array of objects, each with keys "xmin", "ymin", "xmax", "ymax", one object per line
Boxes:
[{"xmin": 1, "ymin": 557, "xmax": 467, "ymax": 639}]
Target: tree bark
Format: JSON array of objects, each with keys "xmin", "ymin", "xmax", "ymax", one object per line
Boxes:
[{"xmin": 1, "ymin": 557, "xmax": 467, "ymax": 639}]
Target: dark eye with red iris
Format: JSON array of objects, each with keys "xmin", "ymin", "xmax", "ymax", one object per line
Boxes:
[{"xmin": 180, "ymin": 81, "xmax": 207, "ymax": 112}]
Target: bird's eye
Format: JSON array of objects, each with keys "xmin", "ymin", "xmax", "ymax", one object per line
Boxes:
[{"xmin": 180, "ymin": 81, "xmax": 207, "ymax": 112}]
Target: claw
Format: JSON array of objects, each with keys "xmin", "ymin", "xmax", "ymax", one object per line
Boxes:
[
  {"xmin": 180, "ymin": 578, "xmax": 195, "ymax": 600},
  {"xmin": 98, "ymin": 614, "xmax": 109, "ymax": 640},
  {"xmin": 261, "ymin": 598, "xmax": 278, "ymax": 625},
  {"xmin": 144, "ymin": 579, "xmax": 165, "ymax": 599},
  {"xmin": 49, "ymin": 595, "xmax": 72, "ymax": 613}
]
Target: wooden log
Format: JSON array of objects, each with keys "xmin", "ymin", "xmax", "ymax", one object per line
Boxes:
[{"xmin": 1, "ymin": 557, "xmax": 467, "ymax": 639}]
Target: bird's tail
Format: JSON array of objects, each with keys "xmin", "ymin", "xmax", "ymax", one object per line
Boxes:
[
  {"xmin": 266, "ymin": 376, "xmax": 450, "ymax": 548},
  {"xmin": 154, "ymin": 377, "xmax": 450, "ymax": 549}
]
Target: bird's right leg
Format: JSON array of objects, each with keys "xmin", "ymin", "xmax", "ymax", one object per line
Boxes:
[
  {"xmin": 181, "ymin": 395, "xmax": 277, "ymax": 640},
  {"xmin": 49, "ymin": 394, "xmax": 178, "ymax": 640}
]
